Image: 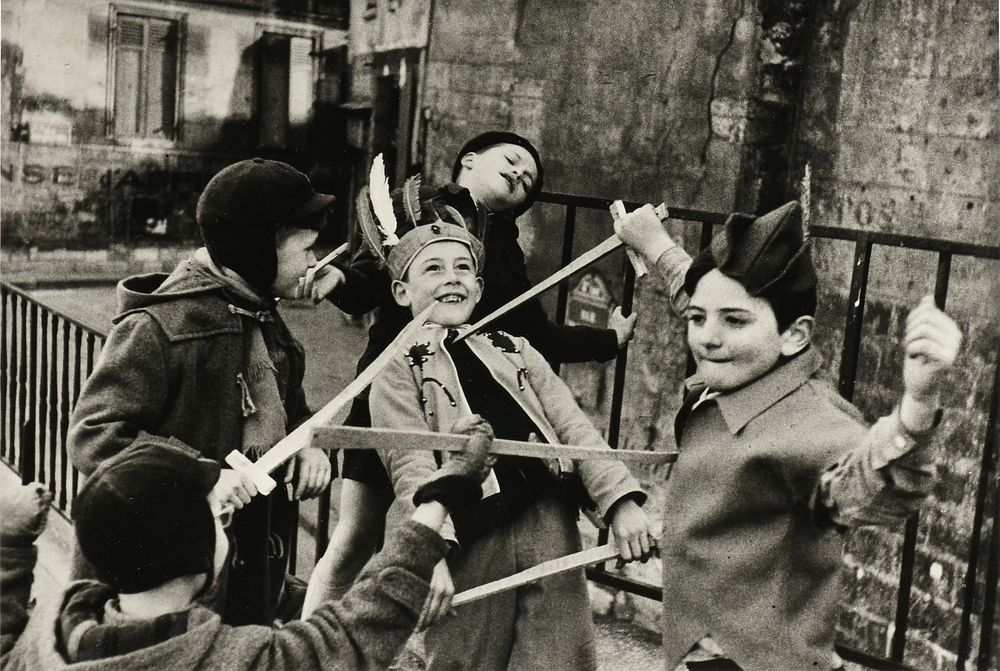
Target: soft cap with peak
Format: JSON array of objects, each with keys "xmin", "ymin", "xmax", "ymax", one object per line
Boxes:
[
  {"xmin": 388, "ymin": 221, "xmax": 486, "ymax": 281},
  {"xmin": 197, "ymin": 158, "xmax": 334, "ymax": 292},
  {"xmin": 450, "ymin": 131, "xmax": 544, "ymax": 217},
  {"xmin": 73, "ymin": 435, "xmax": 221, "ymax": 593},
  {"xmin": 684, "ymin": 201, "xmax": 817, "ymax": 298}
]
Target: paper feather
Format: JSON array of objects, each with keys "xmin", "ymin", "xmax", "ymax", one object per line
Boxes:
[
  {"xmin": 402, "ymin": 174, "xmax": 423, "ymax": 228},
  {"xmin": 369, "ymin": 154, "xmax": 399, "ymax": 246}
]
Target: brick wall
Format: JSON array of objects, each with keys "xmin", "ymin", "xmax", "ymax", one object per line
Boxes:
[{"xmin": 420, "ymin": 0, "xmax": 999, "ymax": 668}]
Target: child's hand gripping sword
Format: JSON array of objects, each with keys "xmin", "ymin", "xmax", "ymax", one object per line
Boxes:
[
  {"xmin": 452, "ymin": 523, "xmax": 663, "ymax": 606},
  {"xmin": 609, "ymin": 200, "xmax": 648, "ymax": 279},
  {"xmin": 224, "ymin": 302, "xmax": 437, "ymax": 495},
  {"xmin": 453, "ymin": 203, "xmax": 669, "ymax": 343}
]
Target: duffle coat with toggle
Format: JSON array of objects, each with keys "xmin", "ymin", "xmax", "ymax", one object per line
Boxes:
[{"xmin": 67, "ymin": 258, "xmax": 311, "ymax": 626}]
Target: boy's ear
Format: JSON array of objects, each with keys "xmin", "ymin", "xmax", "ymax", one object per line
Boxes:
[
  {"xmin": 471, "ymin": 276, "xmax": 484, "ymax": 302},
  {"xmin": 390, "ymin": 279, "xmax": 412, "ymax": 308},
  {"xmin": 460, "ymin": 152, "xmax": 478, "ymax": 173},
  {"xmin": 779, "ymin": 316, "xmax": 814, "ymax": 357}
]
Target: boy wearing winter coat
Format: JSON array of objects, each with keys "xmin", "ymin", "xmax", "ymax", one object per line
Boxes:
[
  {"xmin": 302, "ymin": 132, "xmax": 638, "ymax": 615},
  {"xmin": 67, "ymin": 159, "xmax": 338, "ymax": 625},
  {"xmin": 365, "ymin": 205, "xmax": 657, "ymax": 670},
  {"xmin": 614, "ymin": 201, "xmax": 963, "ymax": 670}
]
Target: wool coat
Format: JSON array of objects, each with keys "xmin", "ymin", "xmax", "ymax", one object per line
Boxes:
[
  {"xmin": 66, "ymin": 258, "xmax": 310, "ymax": 625},
  {"xmin": 370, "ymin": 323, "xmax": 645, "ymax": 546},
  {"xmin": 648, "ymin": 246, "xmax": 941, "ymax": 671},
  {"xmin": 1, "ymin": 519, "xmax": 448, "ymax": 671}
]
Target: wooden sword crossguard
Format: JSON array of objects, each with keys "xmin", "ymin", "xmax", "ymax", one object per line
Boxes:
[{"xmin": 224, "ymin": 302, "xmax": 437, "ymax": 495}]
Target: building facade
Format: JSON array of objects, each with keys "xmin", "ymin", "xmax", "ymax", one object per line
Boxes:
[{"xmin": 1, "ymin": 0, "xmax": 349, "ymax": 249}]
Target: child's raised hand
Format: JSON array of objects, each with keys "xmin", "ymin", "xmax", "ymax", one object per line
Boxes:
[
  {"xmin": 285, "ymin": 446, "xmax": 333, "ymax": 500},
  {"xmin": 608, "ymin": 306, "xmax": 638, "ymax": 348},
  {"xmin": 301, "ymin": 265, "xmax": 346, "ymax": 303},
  {"xmin": 902, "ymin": 295, "xmax": 963, "ymax": 400},
  {"xmin": 608, "ymin": 497, "xmax": 658, "ymax": 565},
  {"xmin": 613, "ymin": 204, "xmax": 675, "ymax": 265},
  {"xmin": 900, "ymin": 295, "xmax": 963, "ymax": 430}
]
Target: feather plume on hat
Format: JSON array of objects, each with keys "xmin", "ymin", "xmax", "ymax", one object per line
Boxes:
[
  {"xmin": 402, "ymin": 175, "xmax": 423, "ymax": 228},
  {"xmin": 369, "ymin": 154, "xmax": 399, "ymax": 246}
]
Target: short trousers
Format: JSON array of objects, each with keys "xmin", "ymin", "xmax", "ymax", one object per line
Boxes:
[{"xmin": 339, "ymin": 395, "xmax": 393, "ymax": 492}]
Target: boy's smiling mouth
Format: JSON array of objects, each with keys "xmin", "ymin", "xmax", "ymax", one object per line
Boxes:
[{"xmin": 437, "ymin": 293, "xmax": 466, "ymax": 303}]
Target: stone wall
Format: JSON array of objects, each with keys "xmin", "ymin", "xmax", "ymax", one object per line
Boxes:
[{"xmin": 419, "ymin": 1, "xmax": 999, "ymax": 668}]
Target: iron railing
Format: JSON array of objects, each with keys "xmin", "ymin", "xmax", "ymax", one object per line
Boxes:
[
  {"xmin": 1, "ymin": 282, "xmax": 104, "ymax": 515},
  {"xmin": 1, "ymin": 191, "xmax": 997, "ymax": 670}
]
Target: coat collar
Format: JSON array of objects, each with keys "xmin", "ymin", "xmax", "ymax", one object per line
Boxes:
[{"xmin": 685, "ymin": 347, "xmax": 824, "ymax": 435}]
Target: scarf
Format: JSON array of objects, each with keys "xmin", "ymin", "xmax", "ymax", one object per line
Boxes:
[{"xmin": 192, "ymin": 248, "xmax": 288, "ymax": 459}]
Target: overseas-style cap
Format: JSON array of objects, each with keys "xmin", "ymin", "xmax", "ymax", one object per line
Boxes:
[
  {"xmin": 73, "ymin": 436, "xmax": 221, "ymax": 593},
  {"xmin": 387, "ymin": 221, "xmax": 486, "ymax": 281},
  {"xmin": 450, "ymin": 131, "xmax": 544, "ymax": 217},
  {"xmin": 684, "ymin": 201, "xmax": 817, "ymax": 298},
  {"xmin": 197, "ymin": 158, "xmax": 334, "ymax": 292}
]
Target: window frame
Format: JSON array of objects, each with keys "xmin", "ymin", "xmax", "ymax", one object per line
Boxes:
[
  {"xmin": 105, "ymin": 4, "xmax": 186, "ymax": 145},
  {"xmin": 252, "ymin": 22, "xmax": 322, "ymax": 150}
]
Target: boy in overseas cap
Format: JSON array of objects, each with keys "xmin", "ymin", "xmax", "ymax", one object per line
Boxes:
[
  {"xmin": 2, "ymin": 435, "xmax": 495, "ymax": 668},
  {"xmin": 614, "ymin": 202, "xmax": 963, "ymax": 670},
  {"xmin": 68, "ymin": 159, "xmax": 342, "ymax": 625},
  {"xmin": 329, "ymin": 181, "xmax": 657, "ymax": 671}
]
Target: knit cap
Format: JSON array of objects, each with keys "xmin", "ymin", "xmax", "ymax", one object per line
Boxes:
[{"xmin": 73, "ymin": 436, "xmax": 221, "ymax": 593}]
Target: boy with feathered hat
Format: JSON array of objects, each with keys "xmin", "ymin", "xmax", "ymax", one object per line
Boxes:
[
  {"xmin": 614, "ymin": 202, "xmax": 963, "ymax": 670},
  {"xmin": 326, "ymin": 176, "xmax": 658, "ymax": 670},
  {"xmin": 301, "ymin": 132, "xmax": 639, "ymax": 613}
]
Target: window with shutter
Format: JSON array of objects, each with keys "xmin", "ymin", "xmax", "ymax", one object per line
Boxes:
[
  {"xmin": 110, "ymin": 12, "xmax": 181, "ymax": 141},
  {"xmin": 256, "ymin": 31, "xmax": 316, "ymax": 150}
]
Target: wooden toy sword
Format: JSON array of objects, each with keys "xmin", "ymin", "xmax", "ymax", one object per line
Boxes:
[{"xmin": 453, "ymin": 203, "xmax": 669, "ymax": 343}]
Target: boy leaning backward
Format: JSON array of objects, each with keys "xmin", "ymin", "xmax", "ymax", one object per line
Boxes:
[
  {"xmin": 67, "ymin": 159, "xmax": 340, "ymax": 626},
  {"xmin": 358, "ymin": 180, "xmax": 658, "ymax": 671},
  {"xmin": 614, "ymin": 201, "xmax": 963, "ymax": 671}
]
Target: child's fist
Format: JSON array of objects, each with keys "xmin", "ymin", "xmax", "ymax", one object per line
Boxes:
[
  {"xmin": 608, "ymin": 306, "xmax": 638, "ymax": 348},
  {"xmin": 613, "ymin": 204, "xmax": 675, "ymax": 264},
  {"xmin": 302, "ymin": 265, "xmax": 346, "ymax": 303},
  {"xmin": 285, "ymin": 446, "xmax": 333, "ymax": 500},
  {"xmin": 902, "ymin": 295, "xmax": 963, "ymax": 404},
  {"xmin": 608, "ymin": 497, "xmax": 658, "ymax": 565},
  {"xmin": 1, "ymin": 483, "xmax": 52, "ymax": 543},
  {"xmin": 212, "ymin": 468, "xmax": 259, "ymax": 509}
]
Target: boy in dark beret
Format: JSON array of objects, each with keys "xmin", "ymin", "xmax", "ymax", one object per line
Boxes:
[
  {"xmin": 301, "ymin": 132, "xmax": 638, "ymax": 612},
  {"xmin": 614, "ymin": 202, "xmax": 963, "ymax": 671},
  {"xmin": 68, "ymin": 159, "xmax": 340, "ymax": 626},
  {"xmin": 2, "ymin": 433, "xmax": 493, "ymax": 669}
]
